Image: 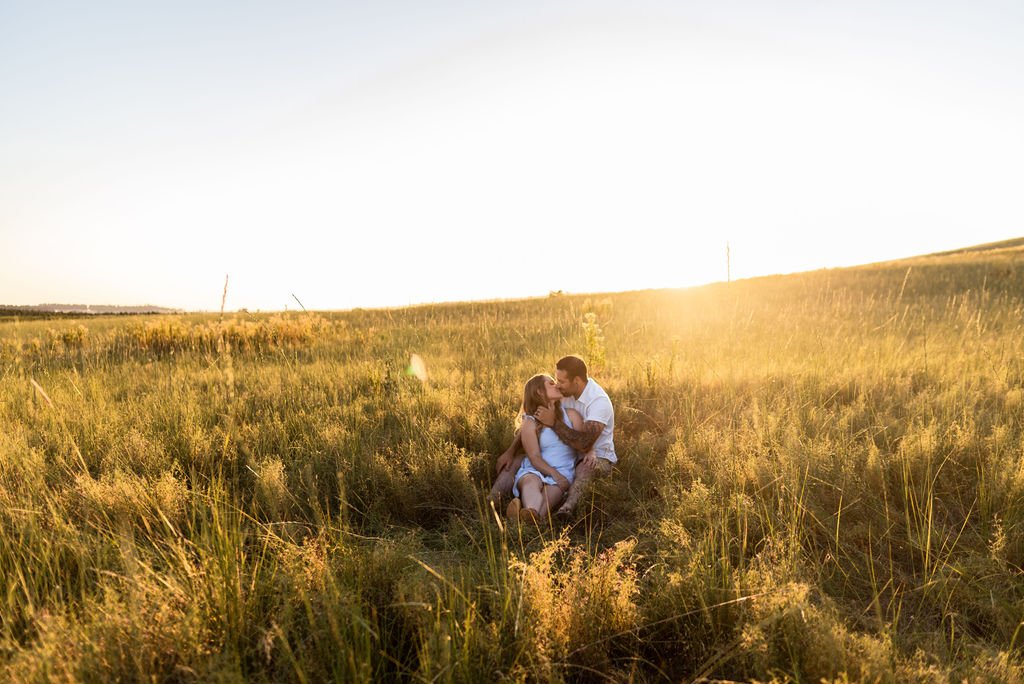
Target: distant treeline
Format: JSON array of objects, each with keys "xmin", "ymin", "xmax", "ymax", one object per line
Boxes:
[{"xmin": 0, "ymin": 304, "xmax": 182, "ymax": 319}]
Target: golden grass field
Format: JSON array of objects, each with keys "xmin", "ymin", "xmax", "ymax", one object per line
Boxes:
[{"xmin": 4, "ymin": 240, "xmax": 1024, "ymax": 682}]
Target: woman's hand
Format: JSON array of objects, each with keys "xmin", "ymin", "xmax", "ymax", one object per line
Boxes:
[{"xmin": 555, "ymin": 474, "xmax": 570, "ymax": 493}]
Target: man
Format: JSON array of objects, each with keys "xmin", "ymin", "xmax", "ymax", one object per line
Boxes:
[{"xmin": 490, "ymin": 354, "xmax": 616, "ymax": 518}]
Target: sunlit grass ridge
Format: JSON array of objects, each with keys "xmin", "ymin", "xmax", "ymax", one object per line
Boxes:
[{"xmin": 3, "ymin": 244, "xmax": 1024, "ymax": 680}]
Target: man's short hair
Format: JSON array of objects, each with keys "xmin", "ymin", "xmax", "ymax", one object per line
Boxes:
[{"xmin": 556, "ymin": 355, "xmax": 588, "ymax": 381}]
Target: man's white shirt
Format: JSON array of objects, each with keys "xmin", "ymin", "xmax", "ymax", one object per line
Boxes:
[{"xmin": 561, "ymin": 379, "xmax": 617, "ymax": 464}]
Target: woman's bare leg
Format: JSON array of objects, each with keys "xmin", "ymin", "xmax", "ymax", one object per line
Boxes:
[
  {"xmin": 489, "ymin": 454, "xmax": 525, "ymax": 506},
  {"xmin": 518, "ymin": 474, "xmax": 544, "ymax": 514},
  {"xmin": 537, "ymin": 484, "xmax": 564, "ymax": 518}
]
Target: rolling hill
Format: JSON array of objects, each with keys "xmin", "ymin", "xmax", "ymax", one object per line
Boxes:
[{"xmin": 1, "ymin": 238, "xmax": 1024, "ymax": 681}]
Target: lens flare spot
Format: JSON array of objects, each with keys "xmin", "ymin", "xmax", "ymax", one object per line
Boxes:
[{"xmin": 406, "ymin": 353, "xmax": 428, "ymax": 382}]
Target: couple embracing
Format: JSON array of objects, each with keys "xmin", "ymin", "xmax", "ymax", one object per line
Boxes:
[{"xmin": 490, "ymin": 355, "xmax": 616, "ymax": 523}]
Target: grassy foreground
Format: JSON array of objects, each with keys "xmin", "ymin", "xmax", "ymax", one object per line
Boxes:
[{"xmin": 4, "ymin": 244, "xmax": 1024, "ymax": 682}]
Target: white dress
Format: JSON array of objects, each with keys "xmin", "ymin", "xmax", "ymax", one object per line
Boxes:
[{"xmin": 512, "ymin": 408, "xmax": 577, "ymax": 497}]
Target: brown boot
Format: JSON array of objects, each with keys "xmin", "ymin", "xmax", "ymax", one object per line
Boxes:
[
  {"xmin": 506, "ymin": 498, "xmax": 522, "ymax": 521},
  {"xmin": 518, "ymin": 508, "xmax": 540, "ymax": 525}
]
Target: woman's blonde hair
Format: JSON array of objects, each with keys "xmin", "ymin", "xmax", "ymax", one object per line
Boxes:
[{"xmin": 517, "ymin": 374, "xmax": 559, "ymax": 436}]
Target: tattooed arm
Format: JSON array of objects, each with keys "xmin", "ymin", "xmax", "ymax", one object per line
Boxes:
[
  {"xmin": 550, "ymin": 419, "xmax": 604, "ymax": 453},
  {"xmin": 566, "ymin": 408, "xmax": 597, "ymax": 467},
  {"xmin": 534, "ymin": 404, "xmax": 604, "ymax": 452}
]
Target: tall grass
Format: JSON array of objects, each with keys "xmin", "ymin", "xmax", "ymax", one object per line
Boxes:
[{"xmin": 4, "ymin": 246, "xmax": 1024, "ymax": 680}]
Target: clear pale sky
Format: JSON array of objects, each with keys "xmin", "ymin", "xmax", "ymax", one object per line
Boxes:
[{"xmin": 2, "ymin": 1, "xmax": 1022, "ymax": 311}]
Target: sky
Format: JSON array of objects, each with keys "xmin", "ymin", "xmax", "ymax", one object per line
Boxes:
[{"xmin": 1, "ymin": 0, "xmax": 1022, "ymax": 312}]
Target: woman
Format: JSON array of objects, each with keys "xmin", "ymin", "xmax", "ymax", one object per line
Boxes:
[{"xmin": 506, "ymin": 373, "xmax": 586, "ymax": 523}]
